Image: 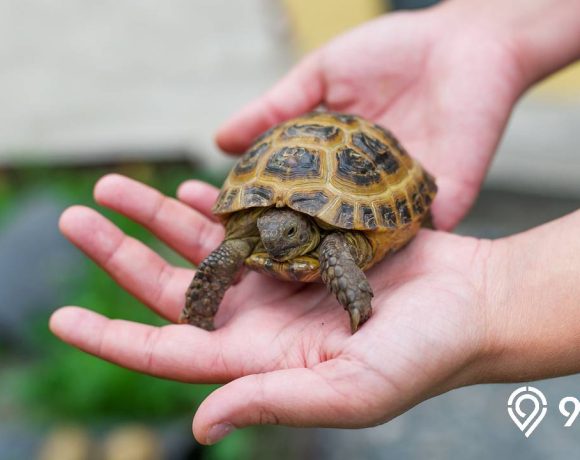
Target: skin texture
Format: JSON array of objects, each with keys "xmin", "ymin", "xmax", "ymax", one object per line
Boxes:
[
  {"xmin": 319, "ymin": 233, "xmax": 374, "ymax": 333},
  {"xmin": 256, "ymin": 208, "xmax": 319, "ymax": 262},
  {"xmin": 181, "ymin": 209, "xmax": 264, "ymax": 329},
  {"xmin": 183, "ymin": 206, "xmax": 375, "ymax": 333},
  {"xmin": 182, "ymin": 207, "xmax": 322, "ymax": 330},
  {"xmin": 181, "ymin": 238, "xmax": 256, "ymax": 330},
  {"xmin": 50, "ymin": 175, "xmax": 580, "ymax": 446}
]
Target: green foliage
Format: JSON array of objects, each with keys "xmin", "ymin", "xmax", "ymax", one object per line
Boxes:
[
  {"xmin": 205, "ymin": 428, "xmax": 258, "ymax": 460},
  {"xmin": 1, "ymin": 162, "xmax": 229, "ymax": 422}
]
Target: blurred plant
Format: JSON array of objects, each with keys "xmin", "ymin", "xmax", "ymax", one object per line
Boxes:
[
  {"xmin": 0, "ymin": 162, "xmax": 228, "ymax": 422},
  {"xmin": 0, "ymin": 162, "xmax": 273, "ymax": 459}
]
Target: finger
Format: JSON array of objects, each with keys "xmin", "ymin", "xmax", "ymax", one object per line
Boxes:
[
  {"xmin": 216, "ymin": 52, "xmax": 324, "ymax": 153},
  {"xmin": 177, "ymin": 180, "xmax": 220, "ymax": 222},
  {"xmin": 59, "ymin": 205, "xmax": 192, "ymax": 321},
  {"xmin": 192, "ymin": 360, "xmax": 387, "ymax": 445},
  {"xmin": 94, "ymin": 174, "xmax": 224, "ymax": 265},
  {"xmin": 49, "ymin": 307, "xmax": 233, "ymax": 383},
  {"xmin": 428, "ymin": 176, "xmax": 477, "ymax": 231}
]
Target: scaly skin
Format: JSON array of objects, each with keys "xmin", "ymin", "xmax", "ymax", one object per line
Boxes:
[
  {"xmin": 319, "ymin": 232, "xmax": 374, "ymax": 333},
  {"xmin": 182, "ymin": 208, "xmax": 377, "ymax": 333},
  {"xmin": 180, "ymin": 238, "xmax": 256, "ymax": 330},
  {"xmin": 256, "ymin": 208, "xmax": 319, "ymax": 261}
]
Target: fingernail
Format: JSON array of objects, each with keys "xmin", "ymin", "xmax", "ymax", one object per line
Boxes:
[{"xmin": 206, "ymin": 423, "xmax": 235, "ymax": 444}]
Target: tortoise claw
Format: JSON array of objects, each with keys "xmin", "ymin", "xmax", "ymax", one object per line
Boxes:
[
  {"xmin": 349, "ymin": 308, "xmax": 361, "ymax": 333},
  {"xmin": 348, "ymin": 304, "xmax": 372, "ymax": 333}
]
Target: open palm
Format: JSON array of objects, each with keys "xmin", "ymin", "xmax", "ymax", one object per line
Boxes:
[
  {"xmin": 51, "ymin": 175, "xmax": 490, "ymax": 444},
  {"xmin": 216, "ymin": 7, "xmax": 524, "ymax": 229}
]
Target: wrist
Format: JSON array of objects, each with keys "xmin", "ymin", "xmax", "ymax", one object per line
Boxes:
[
  {"xmin": 507, "ymin": 1, "xmax": 580, "ymax": 88},
  {"xmin": 474, "ymin": 211, "xmax": 580, "ymax": 383},
  {"xmin": 438, "ymin": 0, "xmax": 580, "ymax": 89},
  {"xmin": 429, "ymin": 0, "xmax": 530, "ymax": 96}
]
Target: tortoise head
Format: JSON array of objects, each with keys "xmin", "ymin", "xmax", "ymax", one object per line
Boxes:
[{"xmin": 257, "ymin": 208, "xmax": 320, "ymax": 262}]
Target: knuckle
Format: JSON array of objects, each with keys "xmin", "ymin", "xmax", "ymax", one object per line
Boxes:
[{"xmin": 256, "ymin": 405, "xmax": 281, "ymax": 426}]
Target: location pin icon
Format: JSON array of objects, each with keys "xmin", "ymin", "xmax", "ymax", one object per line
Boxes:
[{"xmin": 507, "ymin": 386, "xmax": 548, "ymax": 437}]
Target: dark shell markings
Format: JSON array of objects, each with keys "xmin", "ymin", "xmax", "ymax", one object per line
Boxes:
[
  {"xmin": 264, "ymin": 147, "xmax": 322, "ymax": 180},
  {"xmin": 242, "ymin": 185, "xmax": 274, "ymax": 207},
  {"xmin": 281, "ymin": 123, "xmax": 341, "ymax": 143},
  {"xmin": 214, "ymin": 111, "xmax": 437, "ymax": 235},
  {"xmin": 351, "ymin": 131, "xmax": 400, "ymax": 174},
  {"xmin": 336, "ymin": 147, "xmax": 381, "ymax": 186},
  {"xmin": 234, "ymin": 142, "xmax": 269, "ymax": 175},
  {"xmin": 288, "ymin": 191, "xmax": 330, "ymax": 215}
]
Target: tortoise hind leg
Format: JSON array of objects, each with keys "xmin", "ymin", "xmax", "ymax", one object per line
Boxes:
[
  {"xmin": 319, "ymin": 233, "xmax": 374, "ymax": 333},
  {"xmin": 180, "ymin": 238, "xmax": 256, "ymax": 330}
]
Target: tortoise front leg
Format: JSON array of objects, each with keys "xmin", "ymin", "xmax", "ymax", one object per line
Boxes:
[
  {"xmin": 319, "ymin": 233, "xmax": 374, "ymax": 333},
  {"xmin": 180, "ymin": 238, "xmax": 256, "ymax": 330}
]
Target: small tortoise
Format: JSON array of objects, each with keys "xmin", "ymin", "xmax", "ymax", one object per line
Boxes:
[{"xmin": 180, "ymin": 112, "xmax": 437, "ymax": 333}]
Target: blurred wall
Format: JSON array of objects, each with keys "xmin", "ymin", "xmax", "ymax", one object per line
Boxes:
[
  {"xmin": 0, "ymin": 0, "xmax": 291, "ymax": 168},
  {"xmin": 488, "ymin": 62, "xmax": 580, "ymax": 197},
  {"xmin": 0, "ymin": 0, "xmax": 578, "ymax": 196},
  {"xmin": 282, "ymin": 0, "xmax": 386, "ymax": 53}
]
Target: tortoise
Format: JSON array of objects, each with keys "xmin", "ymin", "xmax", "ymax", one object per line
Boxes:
[{"xmin": 179, "ymin": 111, "xmax": 437, "ymax": 333}]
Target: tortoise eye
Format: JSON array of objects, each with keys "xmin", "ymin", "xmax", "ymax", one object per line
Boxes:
[{"xmin": 287, "ymin": 227, "xmax": 296, "ymax": 237}]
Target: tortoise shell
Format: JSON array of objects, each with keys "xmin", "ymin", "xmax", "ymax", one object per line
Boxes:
[
  {"xmin": 214, "ymin": 111, "xmax": 436, "ymax": 227},
  {"xmin": 213, "ymin": 111, "xmax": 437, "ymax": 276}
]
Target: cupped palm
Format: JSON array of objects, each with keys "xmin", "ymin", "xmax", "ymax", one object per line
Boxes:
[
  {"xmin": 50, "ymin": 174, "xmax": 489, "ymax": 443},
  {"xmin": 216, "ymin": 8, "xmax": 524, "ymax": 229}
]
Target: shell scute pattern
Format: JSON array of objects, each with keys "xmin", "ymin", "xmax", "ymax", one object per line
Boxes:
[
  {"xmin": 288, "ymin": 191, "xmax": 330, "ymax": 215},
  {"xmin": 359, "ymin": 204, "xmax": 378, "ymax": 230},
  {"xmin": 395, "ymin": 197, "xmax": 412, "ymax": 224},
  {"xmin": 351, "ymin": 131, "xmax": 400, "ymax": 174},
  {"xmin": 264, "ymin": 146, "xmax": 322, "ymax": 180},
  {"xmin": 280, "ymin": 123, "xmax": 341, "ymax": 143},
  {"xmin": 242, "ymin": 185, "xmax": 274, "ymax": 207},
  {"xmin": 335, "ymin": 147, "xmax": 382, "ymax": 186},
  {"xmin": 215, "ymin": 112, "xmax": 437, "ymax": 234},
  {"xmin": 234, "ymin": 141, "xmax": 270, "ymax": 176},
  {"xmin": 378, "ymin": 203, "xmax": 397, "ymax": 228},
  {"xmin": 334, "ymin": 202, "xmax": 355, "ymax": 229}
]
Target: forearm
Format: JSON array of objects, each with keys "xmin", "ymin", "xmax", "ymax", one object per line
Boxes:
[
  {"xmin": 440, "ymin": 0, "xmax": 580, "ymax": 88},
  {"xmin": 481, "ymin": 209, "xmax": 580, "ymax": 382},
  {"xmin": 508, "ymin": 0, "xmax": 580, "ymax": 86}
]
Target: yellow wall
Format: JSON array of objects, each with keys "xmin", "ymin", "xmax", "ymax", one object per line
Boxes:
[
  {"xmin": 531, "ymin": 61, "xmax": 580, "ymax": 103},
  {"xmin": 282, "ymin": 0, "xmax": 387, "ymax": 53}
]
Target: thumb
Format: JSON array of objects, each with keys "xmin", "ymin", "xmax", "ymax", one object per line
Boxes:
[
  {"xmin": 192, "ymin": 363, "xmax": 385, "ymax": 445},
  {"xmin": 215, "ymin": 51, "xmax": 324, "ymax": 153}
]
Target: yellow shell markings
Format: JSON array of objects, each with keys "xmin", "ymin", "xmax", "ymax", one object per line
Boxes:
[
  {"xmin": 211, "ymin": 112, "xmax": 437, "ymax": 280},
  {"xmin": 214, "ymin": 112, "xmax": 435, "ymax": 236}
]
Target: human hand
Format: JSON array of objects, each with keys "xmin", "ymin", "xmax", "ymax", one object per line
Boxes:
[
  {"xmin": 50, "ymin": 174, "xmax": 494, "ymax": 444},
  {"xmin": 216, "ymin": 3, "xmax": 528, "ymax": 230}
]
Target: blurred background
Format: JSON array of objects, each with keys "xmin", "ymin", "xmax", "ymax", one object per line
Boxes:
[{"xmin": 0, "ymin": 0, "xmax": 579, "ymax": 459}]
